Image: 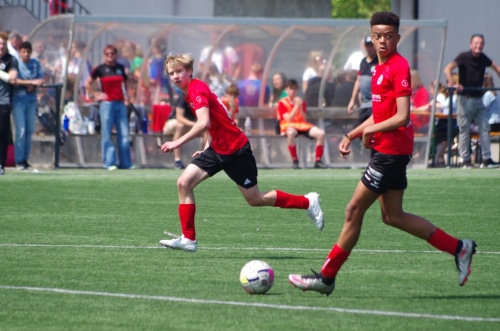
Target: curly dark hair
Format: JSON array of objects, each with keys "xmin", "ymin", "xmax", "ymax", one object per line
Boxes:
[{"xmin": 370, "ymin": 12, "xmax": 400, "ymax": 29}]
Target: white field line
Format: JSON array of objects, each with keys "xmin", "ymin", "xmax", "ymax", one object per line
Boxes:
[
  {"xmin": 0, "ymin": 285, "xmax": 498, "ymax": 323},
  {"xmin": 0, "ymin": 243, "xmax": 499, "ymax": 255}
]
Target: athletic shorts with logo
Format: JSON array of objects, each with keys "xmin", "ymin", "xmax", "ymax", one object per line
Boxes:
[
  {"xmin": 191, "ymin": 142, "xmax": 258, "ymax": 189},
  {"xmin": 361, "ymin": 150, "xmax": 412, "ymax": 194}
]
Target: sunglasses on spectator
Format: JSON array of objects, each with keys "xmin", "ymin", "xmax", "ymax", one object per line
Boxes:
[{"xmin": 105, "ymin": 52, "xmax": 116, "ymax": 55}]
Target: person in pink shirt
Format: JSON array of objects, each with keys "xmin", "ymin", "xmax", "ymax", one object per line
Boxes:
[
  {"xmin": 289, "ymin": 11, "xmax": 476, "ymax": 296},
  {"xmin": 158, "ymin": 53, "xmax": 324, "ymax": 252}
]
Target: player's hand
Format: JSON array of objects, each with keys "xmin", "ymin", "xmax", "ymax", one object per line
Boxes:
[
  {"xmin": 338, "ymin": 136, "xmax": 351, "ymax": 159},
  {"xmin": 94, "ymin": 92, "xmax": 108, "ymax": 101},
  {"xmin": 192, "ymin": 150, "xmax": 203, "ymax": 158},
  {"xmin": 362, "ymin": 130, "xmax": 374, "ymax": 149},
  {"xmin": 347, "ymin": 100, "xmax": 356, "ymax": 114},
  {"xmin": 161, "ymin": 141, "xmax": 178, "ymax": 153}
]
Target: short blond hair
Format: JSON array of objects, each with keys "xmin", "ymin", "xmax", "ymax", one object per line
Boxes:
[{"xmin": 164, "ymin": 53, "xmax": 194, "ymax": 74}]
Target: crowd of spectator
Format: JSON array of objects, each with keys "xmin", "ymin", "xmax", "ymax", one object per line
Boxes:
[{"xmin": 2, "ymin": 25, "xmax": 500, "ymax": 172}]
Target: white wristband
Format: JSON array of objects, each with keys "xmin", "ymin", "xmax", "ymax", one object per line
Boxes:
[{"xmin": 0, "ymin": 70, "xmax": 10, "ymax": 83}]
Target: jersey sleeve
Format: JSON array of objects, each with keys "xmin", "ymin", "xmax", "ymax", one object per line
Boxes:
[
  {"xmin": 393, "ymin": 65, "xmax": 412, "ymax": 98},
  {"xmin": 188, "ymin": 87, "xmax": 210, "ymax": 112},
  {"xmin": 90, "ymin": 66, "xmax": 99, "ymax": 79}
]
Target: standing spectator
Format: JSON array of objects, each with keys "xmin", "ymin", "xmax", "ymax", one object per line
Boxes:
[
  {"xmin": 12, "ymin": 41, "xmax": 43, "ymax": 170},
  {"xmin": 198, "ymin": 32, "xmax": 240, "ymax": 80},
  {"xmin": 32, "ymin": 40, "xmax": 54, "ymax": 81},
  {"xmin": 348, "ymin": 36, "xmax": 378, "ymax": 125},
  {"xmin": 302, "ymin": 50, "xmax": 324, "ymax": 93},
  {"xmin": 444, "ymin": 33, "xmax": 500, "ymax": 168},
  {"xmin": 237, "ymin": 63, "xmax": 269, "ymax": 107},
  {"xmin": 67, "ymin": 40, "xmax": 92, "ymax": 99},
  {"xmin": 46, "ymin": 0, "xmax": 71, "ymax": 15},
  {"xmin": 7, "ymin": 31, "xmax": 22, "ymax": 62},
  {"xmin": 277, "ymin": 79, "xmax": 326, "ymax": 169},
  {"xmin": 289, "ymin": 11, "xmax": 477, "ymax": 296},
  {"xmin": 0, "ymin": 32, "xmax": 18, "ymax": 175},
  {"xmin": 148, "ymin": 38, "xmax": 174, "ymax": 106},
  {"xmin": 343, "ymin": 36, "xmax": 366, "ymax": 71},
  {"xmin": 85, "ymin": 45, "xmax": 134, "ymax": 170},
  {"xmin": 159, "ymin": 53, "xmax": 324, "ymax": 252}
]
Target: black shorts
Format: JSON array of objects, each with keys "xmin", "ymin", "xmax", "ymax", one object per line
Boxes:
[
  {"xmin": 191, "ymin": 142, "xmax": 258, "ymax": 189},
  {"xmin": 361, "ymin": 150, "xmax": 412, "ymax": 194},
  {"xmin": 295, "ymin": 129, "xmax": 313, "ymax": 139}
]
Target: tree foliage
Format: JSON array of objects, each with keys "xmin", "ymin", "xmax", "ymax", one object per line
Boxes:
[{"xmin": 332, "ymin": 0, "xmax": 391, "ymax": 18}]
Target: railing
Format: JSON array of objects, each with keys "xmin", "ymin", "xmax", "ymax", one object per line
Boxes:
[{"xmin": 0, "ymin": 0, "xmax": 90, "ymax": 21}]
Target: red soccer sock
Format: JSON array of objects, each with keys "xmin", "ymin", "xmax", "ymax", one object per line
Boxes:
[
  {"xmin": 288, "ymin": 145, "xmax": 298, "ymax": 161},
  {"xmin": 315, "ymin": 145, "xmax": 324, "ymax": 162},
  {"xmin": 321, "ymin": 244, "xmax": 351, "ymax": 279},
  {"xmin": 427, "ymin": 227, "xmax": 459, "ymax": 256},
  {"xmin": 273, "ymin": 190, "xmax": 309, "ymax": 209},
  {"xmin": 179, "ymin": 204, "xmax": 196, "ymax": 241}
]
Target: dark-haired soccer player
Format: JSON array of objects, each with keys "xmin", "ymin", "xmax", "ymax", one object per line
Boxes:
[
  {"xmin": 159, "ymin": 53, "xmax": 324, "ymax": 252},
  {"xmin": 289, "ymin": 11, "xmax": 476, "ymax": 296}
]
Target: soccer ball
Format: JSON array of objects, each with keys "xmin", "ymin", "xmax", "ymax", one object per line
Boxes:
[{"xmin": 239, "ymin": 260, "xmax": 274, "ymax": 294}]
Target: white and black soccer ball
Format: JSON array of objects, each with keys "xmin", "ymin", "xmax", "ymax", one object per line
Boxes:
[{"xmin": 239, "ymin": 260, "xmax": 274, "ymax": 294}]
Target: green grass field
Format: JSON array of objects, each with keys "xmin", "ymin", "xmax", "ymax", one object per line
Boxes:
[{"xmin": 1, "ymin": 168, "xmax": 499, "ymax": 331}]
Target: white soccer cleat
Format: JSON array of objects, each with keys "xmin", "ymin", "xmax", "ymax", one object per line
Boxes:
[
  {"xmin": 455, "ymin": 239, "xmax": 477, "ymax": 286},
  {"xmin": 305, "ymin": 192, "xmax": 324, "ymax": 230},
  {"xmin": 288, "ymin": 271, "xmax": 335, "ymax": 296},
  {"xmin": 160, "ymin": 235, "xmax": 197, "ymax": 252}
]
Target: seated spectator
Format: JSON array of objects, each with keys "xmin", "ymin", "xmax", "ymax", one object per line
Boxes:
[
  {"xmin": 410, "ymin": 69, "xmax": 431, "ymax": 134},
  {"xmin": 277, "ymin": 79, "xmax": 326, "ymax": 169},
  {"xmin": 430, "ymin": 80, "xmax": 457, "ymax": 165},
  {"xmin": 270, "ymin": 72, "xmax": 288, "ymax": 108},
  {"xmin": 162, "ymin": 97, "xmax": 205, "ymax": 169},
  {"xmin": 237, "ymin": 63, "xmax": 269, "ymax": 107},
  {"xmin": 483, "ymin": 73, "xmax": 500, "ymax": 131},
  {"xmin": 302, "ymin": 50, "xmax": 324, "ymax": 93},
  {"xmin": 220, "ymin": 84, "xmax": 240, "ymax": 125},
  {"xmin": 304, "ymin": 62, "xmax": 335, "ymax": 107},
  {"xmin": 331, "ymin": 70, "xmax": 356, "ymax": 107},
  {"xmin": 208, "ymin": 63, "xmax": 230, "ymax": 98}
]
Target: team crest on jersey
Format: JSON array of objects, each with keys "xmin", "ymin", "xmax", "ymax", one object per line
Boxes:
[
  {"xmin": 401, "ymin": 79, "xmax": 409, "ymax": 87},
  {"xmin": 196, "ymin": 96, "xmax": 202, "ymax": 103},
  {"xmin": 377, "ymin": 75, "xmax": 384, "ymax": 85},
  {"xmin": 0, "ymin": 63, "xmax": 5, "ymax": 70}
]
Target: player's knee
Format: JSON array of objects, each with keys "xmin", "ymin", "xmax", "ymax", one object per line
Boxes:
[
  {"xmin": 381, "ymin": 213, "xmax": 400, "ymax": 226},
  {"xmin": 345, "ymin": 202, "xmax": 360, "ymax": 220}
]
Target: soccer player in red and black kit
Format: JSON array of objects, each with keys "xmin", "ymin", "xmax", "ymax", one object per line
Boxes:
[
  {"xmin": 289, "ymin": 12, "xmax": 477, "ymax": 296},
  {"xmin": 85, "ymin": 45, "xmax": 133, "ymax": 170},
  {"xmin": 159, "ymin": 53, "xmax": 324, "ymax": 252}
]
